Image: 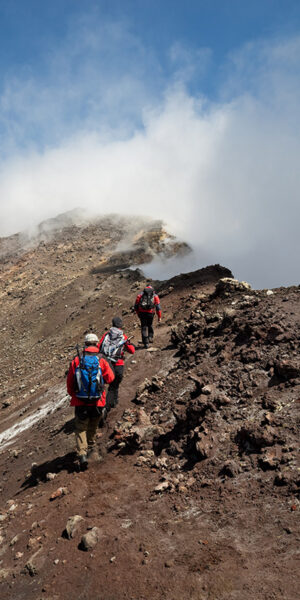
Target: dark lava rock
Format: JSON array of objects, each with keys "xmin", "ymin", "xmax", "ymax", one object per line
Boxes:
[
  {"xmin": 219, "ymin": 460, "xmax": 240, "ymax": 478},
  {"xmin": 275, "ymin": 359, "xmax": 300, "ymax": 380}
]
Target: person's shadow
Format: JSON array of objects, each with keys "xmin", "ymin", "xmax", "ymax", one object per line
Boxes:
[
  {"xmin": 20, "ymin": 451, "xmax": 78, "ymax": 490},
  {"xmin": 51, "ymin": 417, "xmax": 75, "ymax": 437}
]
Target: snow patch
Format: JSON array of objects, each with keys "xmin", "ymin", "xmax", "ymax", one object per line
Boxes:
[{"xmin": 0, "ymin": 392, "xmax": 69, "ymax": 451}]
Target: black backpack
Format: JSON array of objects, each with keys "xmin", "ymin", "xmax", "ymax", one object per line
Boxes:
[{"xmin": 139, "ymin": 288, "xmax": 155, "ymax": 310}]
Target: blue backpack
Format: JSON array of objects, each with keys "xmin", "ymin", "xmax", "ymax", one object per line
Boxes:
[{"xmin": 75, "ymin": 353, "xmax": 104, "ymax": 402}]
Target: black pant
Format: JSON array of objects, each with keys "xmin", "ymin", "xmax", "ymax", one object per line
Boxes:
[
  {"xmin": 75, "ymin": 406, "xmax": 103, "ymax": 419},
  {"xmin": 139, "ymin": 313, "xmax": 154, "ymax": 345},
  {"xmin": 106, "ymin": 364, "xmax": 124, "ymax": 412}
]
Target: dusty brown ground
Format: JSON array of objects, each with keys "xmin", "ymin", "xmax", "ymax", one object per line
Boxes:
[{"xmin": 0, "ymin": 216, "xmax": 299, "ymax": 600}]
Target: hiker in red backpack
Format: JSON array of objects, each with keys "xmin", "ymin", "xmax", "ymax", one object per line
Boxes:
[
  {"xmin": 134, "ymin": 285, "xmax": 161, "ymax": 348},
  {"xmin": 98, "ymin": 317, "xmax": 135, "ymax": 412},
  {"xmin": 67, "ymin": 333, "xmax": 115, "ymax": 471}
]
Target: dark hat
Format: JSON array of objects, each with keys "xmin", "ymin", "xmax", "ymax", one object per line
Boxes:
[{"xmin": 112, "ymin": 316, "xmax": 123, "ymax": 328}]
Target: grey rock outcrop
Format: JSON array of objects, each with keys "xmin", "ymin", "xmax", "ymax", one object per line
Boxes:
[{"xmin": 80, "ymin": 527, "xmax": 101, "ymax": 551}]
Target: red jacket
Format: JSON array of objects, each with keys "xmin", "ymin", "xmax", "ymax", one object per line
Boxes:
[
  {"xmin": 98, "ymin": 331, "xmax": 135, "ymax": 366},
  {"xmin": 134, "ymin": 286, "xmax": 161, "ymax": 319},
  {"xmin": 67, "ymin": 346, "xmax": 115, "ymax": 407}
]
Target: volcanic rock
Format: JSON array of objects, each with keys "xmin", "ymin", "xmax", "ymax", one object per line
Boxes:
[
  {"xmin": 214, "ymin": 277, "xmax": 252, "ymax": 296},
  {"xmin": 275, "ymin": 359, "xmax": 300, "ymax": 380},
  {"xmin": 64, "ymin": 515, "xmax": 85, "ymax": 539},
  {"xmin": 24, "ymin": 548, "xmax": 45, "ymax": 576},
  {"xmin": 154, "ymin": 481, "xmax": 171, "ymax": 493},
  {"xmin": 80, "ymin": 527, "xmax": 101, "ymax": 551}
]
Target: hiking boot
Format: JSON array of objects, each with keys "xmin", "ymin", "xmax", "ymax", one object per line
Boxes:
[
  {"xmin": 79, "ymin": 454, "xmax": 88, "ymax": 471},
  {"xmin": 144, "ymin": 341, "xmax": 149, "ymax": 349},
  {"xmin": 87, "ymin": 446, "xmax": 102, "ymax": 462},
  {"xmin": 148, "ymin": 336, "xmax": 153, "ymax": 344}
]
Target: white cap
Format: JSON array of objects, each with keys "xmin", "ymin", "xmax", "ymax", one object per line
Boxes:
[{"xmin": 84, "ymin": 333, "xmax": 99, "ymax": 345}]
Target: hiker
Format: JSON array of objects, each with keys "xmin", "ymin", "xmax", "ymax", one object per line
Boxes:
[
  {"xmin": 134, "ymin": 285, "xmax": 161, "ymax": 348},
  {"xmin": 98, "ymin": 317, "xmax": 135, "ymax": 412},
  {"xmin": 67, "ymin": 333, "xmax": 115, "ymax": 470}
]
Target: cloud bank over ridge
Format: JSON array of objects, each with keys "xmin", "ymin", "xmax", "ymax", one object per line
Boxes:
[{"xmin": 0, "ymin": 16, "xmax": 299, "ymax": 288}]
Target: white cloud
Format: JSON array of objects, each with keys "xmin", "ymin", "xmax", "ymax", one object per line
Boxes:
[
  {"xmin": 169, "ymin": 41, "xmax": 212, "ymax": 84},
  {"xmin": 0, "ymin": 23, "xmax": 299, "ymax": 289}
]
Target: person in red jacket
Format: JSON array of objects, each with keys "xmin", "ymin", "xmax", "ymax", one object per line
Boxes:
[
  {"xmin": 98, "ymin": 317, "xmax": 135, "ymax": 411},
  {"xmin": 67, "ymin": 333, "xmax": 115, "ymax": 470},
  {"xmin": 134, "ymin": 285, "xmax": 161, "ymax": 348}
]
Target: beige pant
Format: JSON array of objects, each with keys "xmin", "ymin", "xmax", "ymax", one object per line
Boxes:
[{"xmin": 74, "ymin": 407, "xmax": 102, "ymax": 456}]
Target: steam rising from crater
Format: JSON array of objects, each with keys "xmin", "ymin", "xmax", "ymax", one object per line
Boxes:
[{"xmin": 0, "ymin": 26, "xmax": 299, "ymax": 288}]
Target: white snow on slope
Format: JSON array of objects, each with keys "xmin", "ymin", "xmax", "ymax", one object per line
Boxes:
[{"xmin": 0, "ymin": 392, "xmax": 69, "ymax": 451}]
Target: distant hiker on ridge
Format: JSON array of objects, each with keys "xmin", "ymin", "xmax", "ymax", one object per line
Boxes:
[
  {"xmin": 67, "ymin": 333, "xmax": 115, "ymax": 471},
  {"xmin": 134, "ymin": 285, "xmax": 161, "ymax": 349},
  {"xmin": 98, "ymin": 317, "xmax": 135, "ymax": 412}
]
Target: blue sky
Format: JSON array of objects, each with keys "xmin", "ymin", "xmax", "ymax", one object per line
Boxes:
[
  {"xmin": 0, "ymin": 0, "xmax": 299, "ymax": 287},
  {"xmin": 1, "ymin": 1, "xmax": 300, "ymax": 104},
  {"xmin": 1, "ymin": 0, "xmax": 300, "ymax": 147},
  {"xmin": 1, "ymin": 1, "xmax": 300, "ymax": 69}
]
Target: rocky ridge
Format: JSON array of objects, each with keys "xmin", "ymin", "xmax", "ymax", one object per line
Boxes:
[
  {"xmin": 114, "ymin": 278, "xmax": 300, "ymax": 503},
  {"xmin": 0, "ymin": 215, "xmax": 299, "ymax": 600}
]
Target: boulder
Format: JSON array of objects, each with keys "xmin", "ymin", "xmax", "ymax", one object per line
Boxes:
[
  {"xmin": 154, "ymin": 480, "xmax": 171, "ymax": 493},
  {"xmin": 215, "ymin": 393, "xmax": 231, "ymax": 406},
  {"xmin": 134, "ymin": 379, "xmax": 151, "ymax": 404},
  {"xmin": 134, "ymin": 455, "xmax": 149, "ymax": 466},
  {"xmin": 136, "ymin": 408, "xmax": 151, "ymax": 427},
  {"xmin": 170, "ymin": 321, "xmax": 186, "ymax": 345},
  {"xmin": 63, "ymin": 515, "xmax": 84, "ymax": 539},
  {"xmin": 259, "ymin": 447, "xmax": 282, "ymax": 470},
  {"xmin": 194, "ymin": 430, "xmax": 214, "ymax": 459},
  {"xmin": 236, "ymin": 424, "xmax": 277, "ymax": 452},
  {"xmin": 220, "ymin": 460, "xmax": 240, "ymax": 478},
  {"xmin": 80, "ymin": 527, "xmax": 101, "ymax": 551},
  {"xmin": 214, "ymin": 278, "xmax": 252, "ymax": 297},
  {"xmin": 266, "ymin": 324, "xmax": 284, "ymax": 341},
  {"xmin": 116, "ymin": 407, "xmax": 155, "ymax": 450},
  {"xmin": 275, "ymin": 359, "xmax": 300, "ymax": 380},
  {"xmin": 50, "ymin": 487, "xmax": 68, "ymax": 501}
]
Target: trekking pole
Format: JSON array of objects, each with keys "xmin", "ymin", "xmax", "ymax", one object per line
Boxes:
[
  {"xmin": 116, "ymin": 335, "xmax": 134, "ymax": 350},
  {"xmin": 75, "ymin": 344, "xmax": 83, "ymax": 392},
  {"xmin": 123, "ymin": 335, "xmax": 133, "ymax": 343}
]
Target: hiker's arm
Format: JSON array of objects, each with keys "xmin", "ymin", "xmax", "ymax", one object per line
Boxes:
[
  {"xmin": 134, "ymin": 294, "xmax": 141, "ymax": 313},
  {"xmin": 124, "ymin": 337, "xmax": 135, "ymax": 354},
  {"xmin": 155, "ymin": 296, "xmax": 162, "ymax": 320},
  {"xmin": 66, "ymin": 358, "xmax": 77, "ymax": 395},
  {"xmin": 100, "ymin": 358, "xmax": 115, "ymax": 384}
]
